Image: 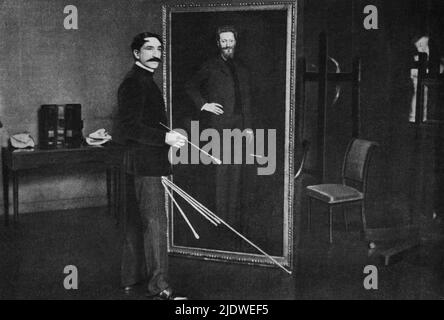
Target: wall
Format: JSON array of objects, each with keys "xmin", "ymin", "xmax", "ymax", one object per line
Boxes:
[
  {"xmin": 0, "ymin": 0, "xmax": 303, "ymax": 219},
  {"xmin": 0, "ymin": 0, "xmax": 164, "ymax": 214},
  {"xmin": 1, "ymin": 0, "xmax": 438, "ymax": 231}
]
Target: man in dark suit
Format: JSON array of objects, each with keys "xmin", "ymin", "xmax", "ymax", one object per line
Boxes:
[
  {"xmin": 115, "ymin": 32, "xmax": 187, "ymax": 299},
  {"xmin": 185, "ymin": 26, "xmax": 253, "ymax": 250}
]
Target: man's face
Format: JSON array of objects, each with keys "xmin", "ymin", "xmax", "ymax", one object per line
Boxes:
[
  {"xmin": 133, "ymin": 37, "xmax": 162, "ymax": 70},
  {"xmin": 218, "ymin": 31, "xmax": 236, "ymax": 60}
]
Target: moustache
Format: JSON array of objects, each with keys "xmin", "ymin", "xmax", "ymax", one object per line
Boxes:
[{"xmin": 148, "ymin": 57, "xmax": 162, "ymax": 63}]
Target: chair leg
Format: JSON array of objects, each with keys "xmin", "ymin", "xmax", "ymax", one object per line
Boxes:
[
  {"xmin": 308, "ymin": 197, "xmax": 312, "ymax": 232},
  {"xmin": 343, "ymin": 206, "xmax": 348, "ymax": 232},
  {"xmin": 329, "ymin": 206, "xmax": 333, "ymax": 244}
]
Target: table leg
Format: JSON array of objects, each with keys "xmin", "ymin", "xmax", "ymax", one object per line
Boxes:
[
  {"xmin": 113, "ymin": 167, "xmax": 118, "ymax": 223},
  {"xmin": 12, "ymin": 171, "xmax": 18, "ymax": 225},
  {"xmin": 106, "ymin": 168, "xmax": 112, "ymax": 216},
  {"xmin": 2, "ymin": 162, "xmax": 9, "ymax": 227},
  {"xmin": 119, "ymin": 165, "xmax": 126, "ymax": 227}
]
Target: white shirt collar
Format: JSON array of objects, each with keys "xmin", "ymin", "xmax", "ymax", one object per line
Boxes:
[{"xmin": 135, "ymin": 61, "xmax": 154, "ymax": 73}]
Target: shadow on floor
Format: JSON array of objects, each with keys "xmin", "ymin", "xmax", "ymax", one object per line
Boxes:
[{"xmin": 0, "ymin": 207, "xmax": 442, "ymax": 299}]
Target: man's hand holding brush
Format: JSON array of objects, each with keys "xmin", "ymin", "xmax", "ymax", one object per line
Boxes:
[{"xmin": 165, "ymin": 131, "xmax": 187, "ymax": 148}]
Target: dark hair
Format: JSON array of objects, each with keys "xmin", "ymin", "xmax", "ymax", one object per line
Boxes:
[
  {"xmin": 131, "ymin": 32, "xmax": 163, "ymax": 53},
  {"xmin": 216, "ymin": 25, "xmax": 238, "ymax": 41},
  {"xmin": 411, "ymin": 33, "xmax": 430, "ymax": 46}
]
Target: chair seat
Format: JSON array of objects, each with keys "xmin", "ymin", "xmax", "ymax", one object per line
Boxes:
[{"xmin": 306, "ymin": 184, "xmax": 363, "ymax": 204}]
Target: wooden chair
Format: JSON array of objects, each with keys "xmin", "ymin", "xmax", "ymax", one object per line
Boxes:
[{"xmin": 306, "ymin": 138, "xmax": 378, "ymax": 243}]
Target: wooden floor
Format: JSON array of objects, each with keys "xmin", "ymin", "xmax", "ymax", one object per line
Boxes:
[{"xmin": 0, "ymin": 207, "xmax": 443, "ymax": 300}]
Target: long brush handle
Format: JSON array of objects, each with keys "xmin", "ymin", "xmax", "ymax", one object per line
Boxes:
[
  {"xmin": 162, "ymin": 178, "xmax": 220, "ymax": 226},
  {"xmin": 164, "ymin": 178, "xmax": 292, "ymax": 275},
  {"xmin": 162, "ymin": 177, "xmax": 221, "ymax": 224},
  {"xmin": 162, "ymin": 181, "xmax": 200, "ymax": 240},
  {"xmin": 159, "ymin": 122, "xmax": 222, "ymax": 165}
]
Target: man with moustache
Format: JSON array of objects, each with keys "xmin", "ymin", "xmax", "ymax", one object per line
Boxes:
[
  {"xmin": 115, "ymin": 32, "xmax": 187, "ymax": 300},
  {"xmin": 185, "ymin": 25, "xmax": 253, "ymax": 250}
]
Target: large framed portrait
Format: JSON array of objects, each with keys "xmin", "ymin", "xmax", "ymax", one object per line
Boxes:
[{"xmin": 162, "ymin": 1, "xmax": 298, "ymax": 272}]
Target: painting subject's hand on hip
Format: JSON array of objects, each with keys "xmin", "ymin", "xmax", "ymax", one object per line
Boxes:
[
  {"xmin": 165, "ymin": 131, "xmax": 187, "ymax": 148},
  {"xmin": 201, "ymin": 102, "xmax": 224, "ymax": 115}
]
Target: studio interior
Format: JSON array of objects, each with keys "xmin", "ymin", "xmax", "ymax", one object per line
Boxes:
[{"xmin": 0, "ymin": 0, "xmax": 443, "ymax": 300}]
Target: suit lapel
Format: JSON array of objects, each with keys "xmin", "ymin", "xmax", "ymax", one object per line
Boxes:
[{"xmin": 214, "ymin": 57, "xmax": 231, "ymax": 77}]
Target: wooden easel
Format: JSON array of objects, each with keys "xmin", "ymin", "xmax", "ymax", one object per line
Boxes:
[
  {"xmin": 413, "ymin": 52, "xmax": 444, "ymax": 126},
  {"xmin": 412, "ymin": 53, "xmax": 444, "ymax": 219},
  {"xmin": 298, "ymin": 32, "xmax": 362, "ymax": 181}
]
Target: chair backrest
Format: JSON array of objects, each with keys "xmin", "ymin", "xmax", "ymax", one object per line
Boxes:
[{"xmin": 342, "ymin": 138, "xmax": 378, "ymax": 191}]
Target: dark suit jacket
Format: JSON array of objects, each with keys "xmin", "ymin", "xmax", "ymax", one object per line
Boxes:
[
  {"xmin": 115, "ymin": 64, "xmax": 171, "ymax": 176},
  {"xmin": 185, "ymin": 56, "xmax": 253, "ymax": 129}
]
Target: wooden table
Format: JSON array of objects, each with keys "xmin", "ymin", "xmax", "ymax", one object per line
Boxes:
[{"xmin": 1, "ymin": 144, "xmax": 127, "ymax": 226}]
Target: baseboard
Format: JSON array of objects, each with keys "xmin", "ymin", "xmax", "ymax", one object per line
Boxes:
[{"xmin": 0, "ymin": 196, "xmax": 108, "ymax": 215}]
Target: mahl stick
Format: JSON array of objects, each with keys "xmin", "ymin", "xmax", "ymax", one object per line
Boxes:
[
  {"xmin": 159, "ymin": 122, "xmax": 222, "ymax": 165},
  {"xmin": 162, "ymin": 177, "xmax": 220, "ymax": 224},
  {"xmin": 217, "ymin": 217, "xmax": 292, "ymax": 275},
  {"xmin": 162, "ymin": 177, "xmax": 221, "ymax": 225},
  {"xmin": 164, "ymin": 178, "xmax": 292, "ymax": 275},
  {"xmin": 162, "ymin": 178, "xmax": 220, "ymax": 226},
  {"xmin": 162, "ymin": 181, "xmax": 200, "ymax": 240},
  {"xmin": 167, "ymin": 187, "xmax": 219, "ymax": 227}
]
